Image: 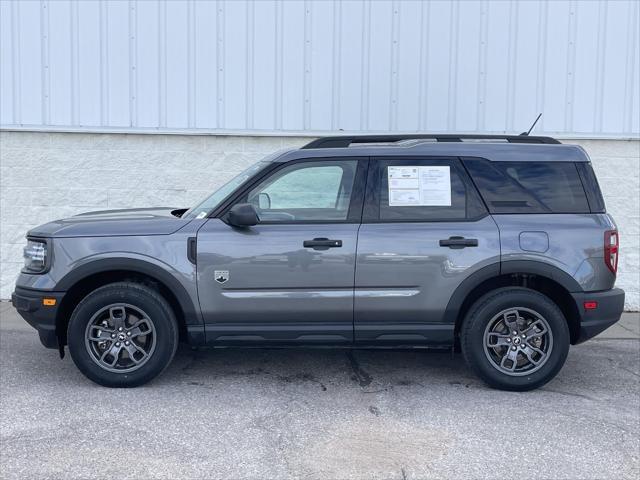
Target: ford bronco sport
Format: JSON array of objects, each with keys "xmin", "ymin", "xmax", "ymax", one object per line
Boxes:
[{"xmin": 12, "ymin": 134, "xmax": 625, "ymax": 390}]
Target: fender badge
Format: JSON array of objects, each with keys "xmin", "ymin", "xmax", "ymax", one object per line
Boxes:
[{"xmin": 214, "ymin": 270, "xmax": 229, "ymax": 284}]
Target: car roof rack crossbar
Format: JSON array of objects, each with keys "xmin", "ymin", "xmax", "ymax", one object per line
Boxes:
[{"xmin": 301, "ymin": 134, "xmax": 561, "ymax": 149}]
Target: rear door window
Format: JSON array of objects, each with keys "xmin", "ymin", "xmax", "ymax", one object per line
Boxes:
[
  {"xmin": 364, "ymin": 157, "xmax": 486, "ymax": 222},
  {"xmin": 463, "ymin": 159, "xmax": 590, "ymax": 214}
]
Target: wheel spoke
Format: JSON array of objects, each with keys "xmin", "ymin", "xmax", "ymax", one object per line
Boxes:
[
  {"xmin": 523, "ymin": 319, "xmax": 548, "ymax": 340},
  {"xmin": 502, "ymin": 310, "xmax": 522, "ymax": 334},
  {"xmin": 109, "ymin": 306, "xmax": 127, "ymax": 329},
  {"xmin": 128, "ymin": 319, "xmax": 152, "ymax": 338},
  {"xmin": 487, "ymin": 332, "xmax": 511, "ymax": 347},
  {"xmin": 124, "ymin": 342, "xmax": 148, "ymax": 365},
  {"xmin": 521, "ymin": 344, "xmax": 546, "ymax": 366},
  {"xmin": 88, "ymin": 326, "xmax": 115, "ymax": 342},
  {"xmin": 100, "ymin": 343, "xmax": 122, "ymax": 367},
  {"xmin": 500, "ymin": 348, "xmax": 519, "ymax": 372}
]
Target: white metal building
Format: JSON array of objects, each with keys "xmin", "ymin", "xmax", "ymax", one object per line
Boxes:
[
  {"xmin": 1, "ymin": 0, "xmax": 639, "ymax": 135},
  {"xmin": 0, "ymin": 0, "xmax": 639, "ymax": 307}
]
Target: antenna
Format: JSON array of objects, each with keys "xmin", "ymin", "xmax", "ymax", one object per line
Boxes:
[{"xmin": 520, "ymin": 113, "xmax": 542, "ymax": 136}]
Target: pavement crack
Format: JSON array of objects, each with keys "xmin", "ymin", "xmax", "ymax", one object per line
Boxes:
[
  {"xmin": 275, "ymin": 372, "xmax": 328, "ymax": 391},
  {"xmin": 541, "ymin": 388, "xmax": 598, "ymax": 402},
  {"xmin": 616, "ymin": 323, "xmax": 639, "ymax": 336},
  {"xmin": 619, "ymin": 366, "xmax": 640, "ymax": 378},
  {"xmin": 591, "ymin": 337, "xmax": 640, "ymax": 342},
  {"xmin": 606, "ymin": 357, "xmax": 640, "ymax": 378},
  {"xmin": 346, "ymin": 351, "xmax": 373, "ymax": 388}
]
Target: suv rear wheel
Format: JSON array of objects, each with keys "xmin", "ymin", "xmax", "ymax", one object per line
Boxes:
[
  {"xmin": 460, "ymin": 287, "xmax": 570, "ymax": 391},
  {"xmin": 67, "ymin": 282, "xmax": 178, "ymax": 387}
]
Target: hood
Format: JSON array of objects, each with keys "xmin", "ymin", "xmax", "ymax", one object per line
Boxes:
[{"xmin": 27, "ymin": 207, "xmax": 190, "ymax": 238}]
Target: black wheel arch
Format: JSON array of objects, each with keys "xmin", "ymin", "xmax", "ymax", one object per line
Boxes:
[
  {"xmin": 445, "ymin": 260, "xmax": 583, "ymax": 344},
  {"xmin": 54, "ymin": 258, "xmax": 201, "ymax": 346}
]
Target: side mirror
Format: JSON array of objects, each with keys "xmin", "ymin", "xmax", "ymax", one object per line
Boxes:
[
  {"xmin": 248, "ymin": 192, "xmax": 271, "ymax": 209},
  {"xmin": 257, "ymin": 192, "xmax": 271, "ymax": 209},
  {"xmin": 227, "ymin": 203, "xmax": 259, "ymax": 227}
]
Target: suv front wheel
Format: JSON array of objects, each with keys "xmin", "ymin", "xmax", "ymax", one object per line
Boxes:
[
  {"xmin": 461, "ymin": 287, "xmax": 570, "ymax": 391},
  {"xmin": 67, "ymin": 282, "xmax": 179, "ymax": 387}
]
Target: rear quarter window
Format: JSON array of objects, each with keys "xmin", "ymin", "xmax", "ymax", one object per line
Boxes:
[
  {"xmin": 463, "ymin": 159, "xmax": 591, "ymax": 214},
  {"xmin": 576, "ymin": 162, "xmax": 606, "ymax": 213}
]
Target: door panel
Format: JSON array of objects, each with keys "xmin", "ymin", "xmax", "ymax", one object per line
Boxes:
[
  {"xmin": 355, "ymin": 217, "xmax": 500, "ymax": 344},
  {"xmin": 355, "ymin": 156, "xmax": 500, "ymax": 345},
  {"xmin": 197, "ymin": 220, "xmax": 358, "ymax": 343}
]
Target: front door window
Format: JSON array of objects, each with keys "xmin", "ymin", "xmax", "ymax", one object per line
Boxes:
[{"xmin": 245, "ymin": 160, "xmax": 358, "ymax": 222}]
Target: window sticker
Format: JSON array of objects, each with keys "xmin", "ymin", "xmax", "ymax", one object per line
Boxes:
[{"xmin": 387, "ymin": 165, "xmax": 451, "ymax": 206}]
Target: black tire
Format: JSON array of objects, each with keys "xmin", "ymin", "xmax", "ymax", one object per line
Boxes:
[
  {"xmin": 67, "ymin": 282, "xmax": 178, "ymax": 387},
  {"xmin": 460, "ymin": 287, "xmax": 570, "ymax": 391}
]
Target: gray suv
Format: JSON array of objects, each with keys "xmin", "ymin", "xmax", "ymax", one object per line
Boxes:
[{"xmin": 12, "ymin": 134, "xmax": 625, "ymax": 391}]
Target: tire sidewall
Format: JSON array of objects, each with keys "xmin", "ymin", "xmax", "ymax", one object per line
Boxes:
[
  {"xmin": 462, "ymin": 288, "xmax": 570, "ymax": 391},
  {"xmin": 68, "ymin": 284, "xmax": 177, "ymax": 387}
]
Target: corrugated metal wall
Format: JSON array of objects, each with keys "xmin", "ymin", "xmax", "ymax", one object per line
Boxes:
[{"xmin": 1, "ymin": 0, "xmax": 638, "ymax": 136}]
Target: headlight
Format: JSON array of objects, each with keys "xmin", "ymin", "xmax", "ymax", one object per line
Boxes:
[{"xmin": 23, "ymin": 239, "xmax": 49, "ymax": 273}]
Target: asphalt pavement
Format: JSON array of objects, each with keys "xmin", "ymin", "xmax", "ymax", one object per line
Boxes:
[{"xmin": 1, "ymin": 301, "xmax": 638, "ymax": 479}]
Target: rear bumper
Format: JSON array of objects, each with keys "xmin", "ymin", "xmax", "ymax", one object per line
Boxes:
[
  {"xmin": 11, "ymin": 286, "xmax": 65, "ymax": 349},
  {"xmin": 571, "ymin": 288, "xmax": 625, "ymax": 344}
]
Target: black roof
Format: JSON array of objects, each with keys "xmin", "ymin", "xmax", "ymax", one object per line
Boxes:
[
  {"xmin": 274, "ymin": 136, "xmax": 588, "ymax": 164},
  {"xmin": 302, "ymin": 134, "xmax": 561, "ymax": 149}
]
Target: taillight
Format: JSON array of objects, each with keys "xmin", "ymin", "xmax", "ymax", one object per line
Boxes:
[{"xmin": 604, "ymin": 230, "xmax": 619, "ymax": 274}]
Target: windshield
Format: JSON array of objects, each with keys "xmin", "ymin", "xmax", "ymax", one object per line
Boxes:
[{"xmin": 183, "ymin": 161, "xmax": 270, "ymax": 219}]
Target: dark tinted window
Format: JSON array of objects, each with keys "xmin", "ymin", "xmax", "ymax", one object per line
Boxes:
[
  {"xmin": 376, "ymin": 159, "xmax": 486, "ymax": 221},
  {"xmin": 464, "ymin": 159, "xmax": 590, "ymax": 214},
  {"xmin": 576, "ymin": 162, "xmax": 605, "ymax": 213}
]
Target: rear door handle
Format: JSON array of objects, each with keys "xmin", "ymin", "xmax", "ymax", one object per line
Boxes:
[
  {"xmin": 303, "ymin": 238, "xmax": 343, "ymax": 250},
  {"xmin": 439, "ymin": 236, "xmax": 478, "ymax": 249}
]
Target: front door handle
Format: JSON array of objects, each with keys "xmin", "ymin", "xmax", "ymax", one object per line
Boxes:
[
  {"xmin": 303, "ymin": 238, "xmax": 343, "ymax": 250},
  {"xmin": 439, "ymin": 236, "xmax": 478, "ymax": 249}
]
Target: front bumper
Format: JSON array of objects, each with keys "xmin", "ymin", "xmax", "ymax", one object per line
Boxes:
[
  {"xmin": 572, "ymin": 288, "xmax": 625, "ymax": 344},
  {"xmin": 11, "ymin": 286, "xmax": 66, "ymax": 349}
]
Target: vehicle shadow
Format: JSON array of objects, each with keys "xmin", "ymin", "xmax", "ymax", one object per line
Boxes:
[
  {"xmin": 155, "ymin": 339, "xmax": 640, "ymax": 397},
  {"xmin": 1, "ymin": 317, "xmax": 480, "ymax": 390},
  {"xmin": 158, "ymin": 343, "xmax": 480, "ymax": 391},
  {"xmin": 4, "ymin": 320, "xmax": 636, "ymax": 398}
]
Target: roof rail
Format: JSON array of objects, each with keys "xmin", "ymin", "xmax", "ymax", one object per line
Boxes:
[{"xmin": 301, "ymin": 134, "xmax": 561, "ymax": 149}]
